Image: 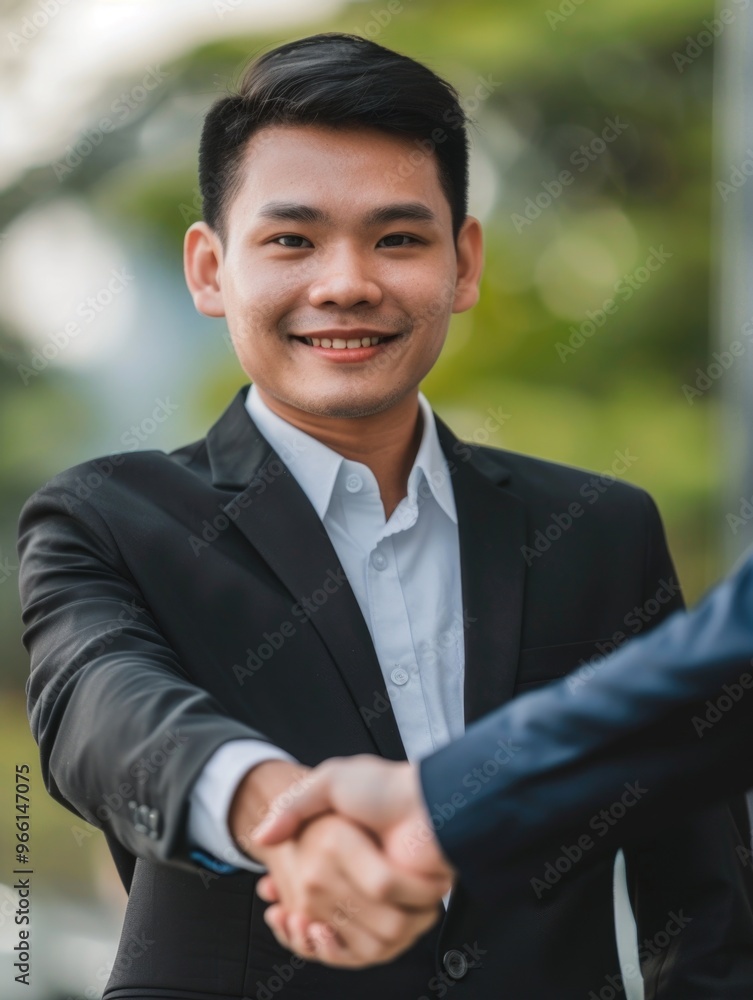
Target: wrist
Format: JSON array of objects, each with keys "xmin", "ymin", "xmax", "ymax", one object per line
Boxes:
[{"xmin": 229, "ymin": 760, "xmax": 310, "ymax": 861}]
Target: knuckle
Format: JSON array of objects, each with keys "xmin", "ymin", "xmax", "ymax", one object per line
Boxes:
[
  {"xmin": 375, "ymin": 910, "xmax": 406, "ymax": 944},
  {"xmin": 300, "ymin": 869, "xmax": 325, "ymax": 898},
  {"xmin": 364, "ymin": 869, "xmax": 393, "ymax": 902},
  {"xmin": 358, "ymin": 936, "xmax": 388, "ymax": 965}
]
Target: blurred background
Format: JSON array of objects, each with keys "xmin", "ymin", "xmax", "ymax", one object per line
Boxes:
[{"xmin": 1, "ymin": 0, "xmax": 750, "ymax": 996}]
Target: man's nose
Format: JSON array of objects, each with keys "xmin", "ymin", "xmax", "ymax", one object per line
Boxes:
[{"xmin": 307, "ymin": 247, "xmax": 383, "ymax": 309}]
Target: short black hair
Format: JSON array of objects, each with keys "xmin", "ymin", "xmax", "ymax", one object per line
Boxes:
[{"xmin": 198, "ymin": 32, "xmax": 471, "ymax": 243}]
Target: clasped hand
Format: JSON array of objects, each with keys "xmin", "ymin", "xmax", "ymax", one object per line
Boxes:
[{"xmin": 232, "ymin": 756, "xmax": 454, "ymax": 967}]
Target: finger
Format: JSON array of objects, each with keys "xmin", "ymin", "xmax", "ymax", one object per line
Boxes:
[
  {"xmin": 331, "ymin": 892, "xmax": 443, "ymax": 952},
  {"xmin": 335, "ymin": 822, "xmax": 450, "ymax": 910},
  {"xmin": 285, "ymin": 909, "xmax": 322, "ymax": 961},
  {"xmin": 306, "ymin": 920, "xmax": 358, "ymax": 968},
  {"xmin": 256, "ymin": 875, "xmax": 280, "ymax": 902},
  {"xmin": 263, "ymin": 904, "xmax": 294, "ymax": 951},
  {"xmin": 314, "ymin": 906, "xmax": 421, "ymax": 968},
  {"xmin": 310, "ymin": 915, "xmax": 433, "ymax": 969},
  {"xmin": 385, "ymin": 819, "xmax": 455, "ymax": 884},
  {"xmin": 251, "ymin": 766, "xmax": 337, "ymax": 846}
]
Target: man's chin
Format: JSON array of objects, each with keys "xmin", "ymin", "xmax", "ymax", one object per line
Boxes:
[{"xmin": 273, "ymin": 386, "xmax": 415, "ymax": 421}]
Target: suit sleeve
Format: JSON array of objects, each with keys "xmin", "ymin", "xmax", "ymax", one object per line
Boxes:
[
  {"xmin": 17, "ymin": 481, "xmax": 277, "ymax": 872},
  {"xmin": 625, "ymin": 495, "xmax": 753, "ymax": 997},
  {"xmin": 420, "ymin": 548, "xmax": 753, "ymax": 903}
]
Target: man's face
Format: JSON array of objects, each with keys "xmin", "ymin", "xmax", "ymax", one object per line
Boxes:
[{"xmin": 185, "ymin": 124, "xmax": 482, "ymax": 419}]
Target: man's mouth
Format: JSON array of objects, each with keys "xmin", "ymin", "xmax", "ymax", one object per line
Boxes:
[{"xmin": 294, "ymin": 334, "xmax": 397, "ymax": 351}]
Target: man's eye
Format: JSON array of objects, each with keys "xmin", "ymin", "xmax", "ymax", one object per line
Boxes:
[
  {"xmin": 273, "ymin": 235, "xmax": 312, "ymax": 248},
  {"xmin": 378, "ymin": 234, "xmax": 418, "ymax": 248}
]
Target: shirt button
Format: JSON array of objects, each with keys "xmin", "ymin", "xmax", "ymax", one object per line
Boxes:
[
  {"xmin": 346, "ymin": 473, "xmax": 363, "ymax": 493},
  {"xmin": 371, "ymin": 551, "xmax": 387, "ymax": 571},
  {"xmin": 390, "ymin": 667, "xmax": 409, "ymax": 686}
]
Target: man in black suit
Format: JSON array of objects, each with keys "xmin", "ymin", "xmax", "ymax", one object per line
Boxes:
[{"xmin": 17, "ymin": 31, "xmax": 753, "ymax": 1000}]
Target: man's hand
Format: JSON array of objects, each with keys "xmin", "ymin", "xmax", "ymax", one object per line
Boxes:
[
  {"xmin": 229, "ymin": 759, "xmax": 313, "ymax": 861},
  {"xmin": 230, "ymin": 758, "xmax": 450, "ymax": 967},
  {"xmin": 249, "ymin": 755, "xmax": 455, "ymax": 965}
]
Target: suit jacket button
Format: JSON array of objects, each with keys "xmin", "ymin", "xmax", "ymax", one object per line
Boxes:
[
  {"xmin": 147, "ymin": 808, "xmax": 161, "ymax": 839},
  {"xmin": 443, "ymin": 950, "xmax": 468, "ymax": 980}
]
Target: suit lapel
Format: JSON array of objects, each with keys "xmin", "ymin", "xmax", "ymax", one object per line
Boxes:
[
  {"xmin": 205, "ymin": 387, "xmax": 406, "ymax": 761},
  {"xmin": 435, "ymin": 417, "xmax": 528, "ymax": 725},
  {"xmin": 203, "ymin": 388, "xmax": 528, "ymax": 756}
]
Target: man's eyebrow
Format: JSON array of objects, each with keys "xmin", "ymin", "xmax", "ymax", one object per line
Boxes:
[
  {"xmin": 363, "ymin": 202, "xmax": 438, "ymax": 226},
  {"xmin": 255, "ymin": 201, "xmax": 438, "ymax": 226},
  {"xmin": 256, "ymin": 202, "xmax": 327, "ymax": 224}
]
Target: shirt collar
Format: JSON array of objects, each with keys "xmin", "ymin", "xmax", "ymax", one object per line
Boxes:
[{"xmin": 244, "ymin": 384, "xmax": 457, "ymax": 524}]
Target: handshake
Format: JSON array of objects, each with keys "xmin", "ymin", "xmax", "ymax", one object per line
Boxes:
[{"xmin": 229, "ymin": 756, "xmax": 454, "ymax": 968}]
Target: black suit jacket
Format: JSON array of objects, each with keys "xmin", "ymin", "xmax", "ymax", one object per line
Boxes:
[
  {"xmin": 17, "ymin": 385, "xmax": 753, "ymax": 999},
  {"xmin": 421, "ymin": 547, "xmax": 753, "ymax": 902}
]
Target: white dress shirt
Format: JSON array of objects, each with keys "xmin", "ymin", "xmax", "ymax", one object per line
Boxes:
[{"xmin": 189, "ymin": 384, "xmax": 465, "ymax": 875}]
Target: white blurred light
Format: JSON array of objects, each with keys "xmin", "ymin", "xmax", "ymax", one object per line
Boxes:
[{"xmin": 0, "ymin": 199, "xmax": 137, "ymax": 368}]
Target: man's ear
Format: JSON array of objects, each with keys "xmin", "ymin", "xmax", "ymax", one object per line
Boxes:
[
  {"xmin": 452, "ymin": 215, "xmax": 484, "ymax": 314},
  {"xmin": 184, "ymin": 221, "xmax": 226, "ymax": 318}
]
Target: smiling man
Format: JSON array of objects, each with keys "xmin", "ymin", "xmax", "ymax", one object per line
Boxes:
[{"xmin": 17, "ymin": 32, "xmax": 753, "ymax": 1000}]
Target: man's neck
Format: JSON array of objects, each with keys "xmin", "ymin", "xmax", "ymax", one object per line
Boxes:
[{"xmin": 255, "ymin": 388, "xmax": 423, "ymax": 519}]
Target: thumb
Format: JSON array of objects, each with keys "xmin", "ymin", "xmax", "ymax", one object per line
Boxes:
[{"xmin": 250, "ymin": 768, "xmax": 333, "ymax": 846}]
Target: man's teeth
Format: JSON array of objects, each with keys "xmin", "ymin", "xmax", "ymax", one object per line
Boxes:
[{"xmin": 300, "ymin": 336, "xmax": 386, "ymax": 348}]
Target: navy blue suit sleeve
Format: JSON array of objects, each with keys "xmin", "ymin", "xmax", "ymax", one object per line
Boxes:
[{"xmin": 420, "ymin": 550, "xmax": 753, "ymax": 904}]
